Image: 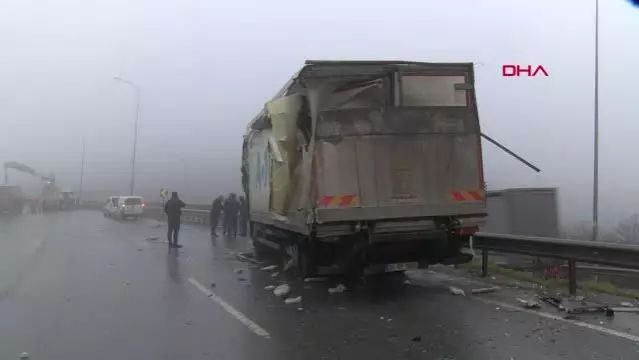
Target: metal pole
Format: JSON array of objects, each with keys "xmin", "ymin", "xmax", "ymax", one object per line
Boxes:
[
  {"xmin": 113, "ymin": 77, "xmax": 140, "ymax": 196},
  {"xmin": 568, "ymin": 259, "xmax": 577, "ymax": 295},
  {"xmin": 592, "ymin": 0, "xmax": 600, "ymax": 241},
  {"xmin": 79, "ymin": 137, "xmax": 85, "ymax": 202},
  {"xmin": 130, "ymin": 87, "xmax": 140, "ymax": 196},
  {"xmin": 481, "ymin": 249, "xmax": 488, "ymax": 277}
]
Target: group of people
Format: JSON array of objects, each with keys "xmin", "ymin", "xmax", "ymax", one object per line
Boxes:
[
  {"xmin": 162, "ymin": 191, "xmax": 250, "ymax": 249},
  {"xmin": 209, "ymin": 193, "xmax": 249, "ymax": 238}
]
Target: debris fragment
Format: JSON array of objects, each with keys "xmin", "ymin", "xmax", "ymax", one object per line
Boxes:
[
  {"xmin": 328, "ymin": 284, "xmax": 347, "ymax": 294},
  {"xmin": 264, "ymin": 285, "xmax": 276, "ymax": 290},
  {"xmin": 19, "ymin": 352, "xmax": 29, "ymax": 359},
  {"xmin": 566, "ymin": 304, "xmax": 613, "ymax": 316},
  {"xmin": 210, "ymin": 282, "xmax": 216, "ymax": 288},
  {"xmin": 571, "ymin": 295, "xmax": 585, "ymax": 302},
  {"xmin": 234, "ymin": 269, "xmax": 243, "ymax": 275},
  {"xmin": 236, "ymin": 252, "xmax": 262, "ymax": 265},
  {"xmin": 260, "ymin": 265, "xmax": 278, "ymax": 271},
  {"xmin": 620, "ymin": 301, "xmax": 634, "ymax": 307},
  {"xmin": 448, "ymin": 286, "xmax": 465, "ymax": 296},
  {"xmin": 516, "ymin": 298, "xmax": 541, "ymax": 309},
  {"xmin": 237, "ymin": 277, "xmax": 246, "ymax": 281},
  {"xmin": 271, "ymin": 272, "xmax": 280, "ymax": 278},
  {"xmin": 411, "ymin": 336, "xmax": 422, "ymax": 342},
  {"xmin": 471, "ymin": 286, "xmax": 500, "ymax": 295},
  {"xmin": 403, "ymin": 280, "xmax": 412, "ymax": 285},
  {"xmin": 304, "ymin": 277, "xmax": 328, "ymax": 283},
  {"xmin": 540, "ymin": 296, "xmax": 564, "ymax": 311},
  {"xmin": 273, "ymin": 284, "xmax": 291, "ymax": 297},
  {"xmin": 297, "ymin": 307, "xmax": 304, "ymax": 312},
  {"xmin": 124, "ymin": 281, "xmax": 131, "ymax": 286},
  {"xmin": 610, "ymin": 307, "xmax": 639, "ymax": 313},
  {"xmin": 145, "ymin": 236, "xmax": 159, "ymax": 241},
  {"xmin": 185, "ymin": 320, "xmax": 192, "ymax": 326},
  {"xmin": 284, "ymin": 296, "xmax": 302, "ymax": 304}
]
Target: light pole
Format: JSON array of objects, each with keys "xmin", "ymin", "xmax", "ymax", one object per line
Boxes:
[
  {"xmin": 114, "ymin": 76, "xmax": 140, "ymax": 196},
  {"xmin": 79, "ymin": 136, "xmax": 85, "ymax": 203},
  {"xmin": 592, "ymin": 0, "xmax": 600, "ymax": 241}
]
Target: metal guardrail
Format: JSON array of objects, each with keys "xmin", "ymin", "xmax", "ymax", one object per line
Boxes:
[{"xmin": 473, "ymin": 232, "xmax": 639, "ymax": 295}]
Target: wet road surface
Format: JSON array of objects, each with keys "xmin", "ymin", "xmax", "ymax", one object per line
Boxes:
[{"xmin": 1, "ymin": 211, "xmax": 639, "ymax": 359}]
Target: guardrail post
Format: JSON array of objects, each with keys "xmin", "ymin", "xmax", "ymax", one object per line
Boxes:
[
  {"xmin": 481, "ymin": 249, "xmax": 488, "ymax": 277},
  {"xmin": 568, "ymin": 259, "xmax": 577, "ymax": 295}
]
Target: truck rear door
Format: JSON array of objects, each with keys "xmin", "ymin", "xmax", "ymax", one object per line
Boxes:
[{"xmin": 312, "ymin": 64, "xmax": 485, "ymax": 222}]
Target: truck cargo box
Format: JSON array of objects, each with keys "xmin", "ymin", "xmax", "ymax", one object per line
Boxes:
[
  {"xmin": 242, "ymin": 60, "xmax": 489, "ymax": 276},
  {"xmin": 243, "ymin": 61, "xmax": 486, "ymax": 233}
]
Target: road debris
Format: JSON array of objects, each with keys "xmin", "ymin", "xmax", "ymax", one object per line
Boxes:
[
  {"xmin": 210, "ymin": 282, "xmax": 216, "ymax": 288},
  {"xmin": 19, "ymin": 352, "xmax": 29, "ymax": 359},
  {"xmin": 304, "ymin": 277, "xmax": 328, "ymax": 283},
  {"xmin": 403, "ymin": 279, "xmax": 412, "ymax": 285},
  {"xmin": 621, "ymin": 301, "xmax": 634, "ymax": 307},
  {"xmin": 566, "ymin": 304, "xmax": 614, "ymax": 317},
  {"xmin": 411, "ymin": 336, "xmax": 422, "ymax": 342},
  {"xmin": 260, "ymin": 265, "xmax": 278, "ymax": 271},
  {"xmin": 145, "ymin": 236, "xmax": 159, "ymax": 241},
  {"xmin": 271, "ymin": 272, "xmax": 280, "ymax": 278},
  {"xmin": 274, "ymin": 284, "xmax": 291, "ymax": 297},
  {"xmin": 610, "ymin": 306, "xmax": 639, "ymax": 313},
  {"xmin": 448, "ymin": 286, "xmax": 466, "ymax": 296},
  {"xmin": 285, "ymin": 296, "xmax": 302, "ymax": 304},
  {"xmin": 540, "ymin": 296, "xmax": 565, "ymax": 311},
  {"xmin": 236, "ymin": 252, "xmax": 262, "ymax": 265},
  {"xmin": 516, "ymin": 298, "xmax": 541, "ymax": 309},
  {"xmin": 234, "ymin": 269, "xmax": 243, "ymax": 275},
  {"xmin": 264, "ymin": 285, "xmax": 276, "ymax": 290},
  {"xmin": 328, "ymin": 284, "xmax": 347, "ymax": 294},
  {"xmin": 237, "ymin": 277, "xmax": 246, "ymax": 281},
  {"xmin": 297, "ymin": 307, "xmax": 304, "ymax": 312},
  {"xmin": 471, "ymin": 286, "xmax": 500, "ymax": 295}
]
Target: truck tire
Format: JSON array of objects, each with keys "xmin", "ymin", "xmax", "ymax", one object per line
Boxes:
[{"xmin": 282, "ymin": 240, "xmax": 312, "ymax": 279}]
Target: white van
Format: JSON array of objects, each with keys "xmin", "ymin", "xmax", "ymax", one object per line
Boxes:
[{"xmin": 103, "ymin": 196, "xmax": 145, "ymax": 220}]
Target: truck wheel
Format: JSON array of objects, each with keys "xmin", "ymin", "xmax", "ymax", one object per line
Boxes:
[
  {"xmin": 253, "ymin": 239, "xmax": 270, "ymax": 260},
  {"xmin": 282, "ymin": 242, "xmax": 311, "ymax": 279}
]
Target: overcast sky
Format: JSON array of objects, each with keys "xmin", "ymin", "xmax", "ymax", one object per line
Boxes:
[{"xmin": 0, "ymin": 0, "xmax": 637, "ymax": 228}]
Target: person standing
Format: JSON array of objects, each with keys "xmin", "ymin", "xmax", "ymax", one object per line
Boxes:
[
  {"xmin": 210, "ymin": 195, "xmax": 223, "ymax": 236},
  {"xmin": 164, "ymin": 191, "xmax": 186, "ymax": 248},
  {"xmin": 223, "ymin": 193, "xmax": 240, "ymax": 238},
  {"xmin": 238, "ymin": 195, "xmax": 249, "ymax": 237}
]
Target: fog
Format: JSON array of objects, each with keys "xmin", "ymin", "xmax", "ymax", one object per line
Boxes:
[{"xmin": 0, "ymin": 0, "xmax": 637, "ymax": 228}]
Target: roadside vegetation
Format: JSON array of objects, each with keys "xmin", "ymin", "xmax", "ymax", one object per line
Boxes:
[{"xmin": 459, "ymin": 259, "xmax": 639, "ymax": 299}]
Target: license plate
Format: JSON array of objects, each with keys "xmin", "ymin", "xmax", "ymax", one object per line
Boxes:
[{"xmin": 385, "ymin": 262, "xmax": 417, "ymax": 272}]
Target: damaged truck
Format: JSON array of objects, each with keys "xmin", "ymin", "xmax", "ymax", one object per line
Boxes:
[{"xmin": 242, "ymin": 60, "xmax": 487, "ymax": 278}]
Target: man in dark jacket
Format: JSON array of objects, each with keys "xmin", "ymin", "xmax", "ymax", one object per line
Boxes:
[
  {"xmin": 238, "ymin": 196, "xmax": 249, "ymax": 237},
  {"xmin": 223, "ymin": 193, "xmax": 240, "ymax": 238},
  {"xmin": 210, "ymin": 195, "xmax": 223, "ymax": 236},
  {"xmin": 164, "ymin": 191, "xmax": 186, "ymax": 248}
]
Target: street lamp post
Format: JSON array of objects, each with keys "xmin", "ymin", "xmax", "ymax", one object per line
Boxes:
[
  {"xmin": 79, "ymin": 136, "xmax": 85, "ymax": 202},
  {"xmin": 592, "ymin": 0, "xmax": 600, "ymax": 241},
  {"xmin": 114, "ymin": 76, "xmax": 140, "ymax": 196}
]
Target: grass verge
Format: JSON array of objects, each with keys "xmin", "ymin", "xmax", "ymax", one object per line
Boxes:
[{"xmin": 458, "ymin": 260, "xmax": 639, "ymax": 299}]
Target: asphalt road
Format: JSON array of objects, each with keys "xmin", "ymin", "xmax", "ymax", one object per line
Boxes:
[{"xmin": 1, "ymin": 211, "xmax": 639, "ymax": 359}]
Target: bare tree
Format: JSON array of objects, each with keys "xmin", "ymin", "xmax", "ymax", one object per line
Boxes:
[
  {"xmin": 562, "ymin": 221, "xmax": 594, "ymax": 240},
  {"xmin": 614, "ymin": 213, "xmax": 639, "ymax": 243}
]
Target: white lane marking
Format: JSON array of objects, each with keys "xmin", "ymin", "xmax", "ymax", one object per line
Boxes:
[
  {"xmin": 188, "ymin": 277, "xmax": 270, "ymax": 339},
  {"xmin": 474, "ymin": 297, "xmax": 639, "ymax": 343}
]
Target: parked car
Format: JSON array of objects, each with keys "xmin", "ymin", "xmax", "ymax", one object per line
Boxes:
[
  {"xmin": 103, "ymin": 196, "xmax": 145, "ymax": 220},
  {"xmin": 0, "ymin": 185, "xmax": 25, "ymax": 215}
]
